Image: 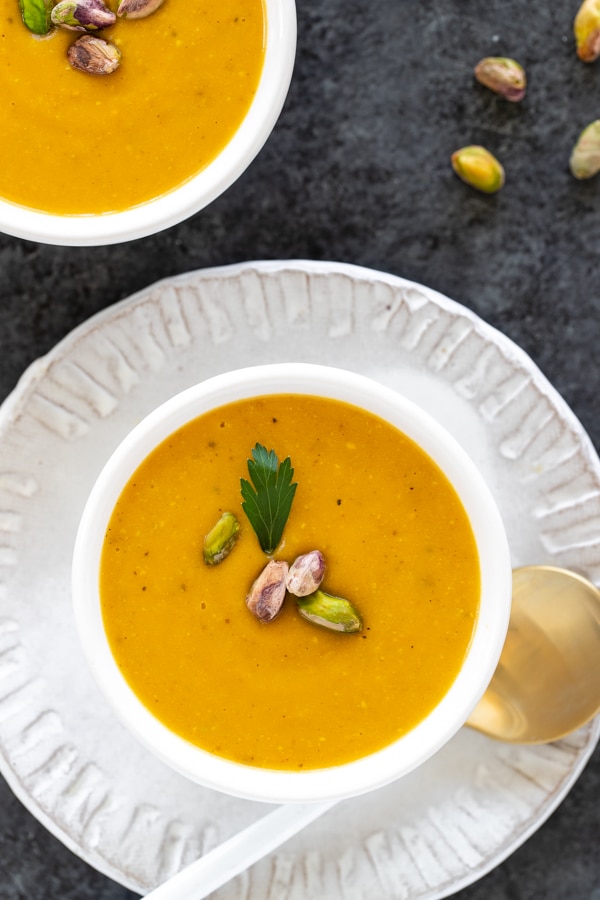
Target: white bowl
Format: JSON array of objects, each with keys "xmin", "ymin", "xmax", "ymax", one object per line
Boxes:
[
  {"xmin": 72, "ymin": 363, "xmax": 512, "ymax": 803},
  {"xmin": 0, "ymin": 0, "xmax": 296, "ymax": 247}
]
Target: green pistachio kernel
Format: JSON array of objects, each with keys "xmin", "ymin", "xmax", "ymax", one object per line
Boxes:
[
  {"xmin": 296, "ymin": 589, "xmax": 363, "ymax": 634},
  {"xmin": 474, "ymin": 57, "xmax": 526, "ymax": 102},
  {"xmin": 203, "ymin": 511, "xmax": 240, "ymax": 566},
  {"xmin": 451, "ymin": 145, "xmax": 505, "ymax": 194},
  {"xmin": 18, "ymin": 0, "xmax": 54, "ymax": 35},
  {"xmin": 570, "ymin": 120, "xmax": 600, "ymax": 179}
]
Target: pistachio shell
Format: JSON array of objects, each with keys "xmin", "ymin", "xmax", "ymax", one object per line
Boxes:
[
  {"xmin": 570, "ymin": 120, "xmax": 600, "ymax": 178},
  {"xmin": 451, "ymin": 145, "xmax": 505, "ymax": 194},
  {"xmin": 474, "ymin": 57, "xmax": 526, "ymax": 102},
  {"xmin": 117, "ymin": 0, "xmax": 165, "ymax": 18},
  {"xmin": 202, "ymin": 512, "xmax": 240, "ymax": 566},
  {"xmin": 67, "ymin": 34, "xmax": 121, "ymax": 74}
]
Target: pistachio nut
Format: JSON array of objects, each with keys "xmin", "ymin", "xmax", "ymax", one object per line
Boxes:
[
  {"xmin": 67, "ymin": 34, "xmax": 121, "ymax": 74},
  {"xmin": 18, "ymin": 0, "xmax": 54, "ymax": 35},
  {"xmin": 575, "ymin": 0, "xmax": 600, "ymax": 62},
  {"xmin": 451, "ymin": 145, "xmax": 505, "ymax": 194},
  {"xmin": 202, "ymin": 511, "xmax": 240, "ymax": 566},
  {"xmin": 52, "ymin": 0, "xmax": 116, "ymax": 30},
  {"xmin": 570, "ymin": 120, "xmax": 600, "ymax": 178},
  {"xmin": 246, "ymin": 559, "xmax": 289, "ymax": 623},
  {"xmin": 117, "ymin": 0, "xmax": 165, "ymax": 18},
  {"xmin": 285, "ymin": 550, "xmax": 326, "ymax": 597},
  {"xmin": 474, "ymin": 57, "xmax": 526, "ymax": 102},
  {"xmin": 296, "ymin": 589, "xmax": 363, "ymax": 634}
]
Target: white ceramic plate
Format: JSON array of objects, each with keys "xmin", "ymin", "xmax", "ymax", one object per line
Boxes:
[{"xmin": 0, "ymin": 260, "xmax": 598, "ymax": 898}]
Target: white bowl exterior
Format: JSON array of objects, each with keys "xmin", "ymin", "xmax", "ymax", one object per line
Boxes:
[
  {"xmin": 72, "ymin": 363, "xmax": 512, "ymax": 803},
  {"xmin": 0, "ymin": 0, "xmax": 296, "ymax": 246}
]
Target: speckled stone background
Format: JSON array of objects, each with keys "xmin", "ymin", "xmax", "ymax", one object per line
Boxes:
[{"xmin": 1, "ymin": 1, "xmax": 599, "ymax": 898}]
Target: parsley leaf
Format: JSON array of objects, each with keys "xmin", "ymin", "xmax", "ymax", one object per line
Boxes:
[{"xmin": 241, "ymin": 443, "xmax": 297, "ymax": 555}]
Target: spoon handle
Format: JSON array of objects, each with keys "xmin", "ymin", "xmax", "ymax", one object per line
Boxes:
[{"xmin": 144, "ymin": 800, "xmax": 336, "ymax": 899}]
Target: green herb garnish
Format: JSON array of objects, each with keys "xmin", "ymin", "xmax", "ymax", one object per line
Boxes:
[{"xmin": 241, "ymin": 443, "xmax": 297, "ymax": 555}]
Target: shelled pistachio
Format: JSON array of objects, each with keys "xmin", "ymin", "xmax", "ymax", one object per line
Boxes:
[
  {"xmin": 474, "ymin": 57, "xmax": 526, "ymax": 102},
  {"xmin": 574, "ymin": 0, "xmax": 600, "ymax": 62},
  {"xmin": 203, "ymin": 512, "xmax": 240, "ymax": 566},
  {"xmin": 451, "ymin": 145, "xmax": 505, "ymax": 194},
  {"xmin": 18, "ymin": 0, "xmax": 54, "ymax": 35},
  {"xmin": 570, "ymin": 120, "xmax": 600, "ymax": 178},
  {"xmin": 67, "ymin": 34, "xmax": 122, "ymax": 74},
  {"xmin": 285, "ymin": 550, "xmax": 325, "ymax": 597},
  {"xmin": 52, "ymin": 0, "xmax": 115, "ymax": 30},
  {"xmin": 117, "ymin": 0, "xmax": 165, "ymax": 18},
  {"xmin": 246, "ymin": 560, "xmax": 289, "ymax": 623},
  {"xmin": 296, "ymin": 589, "xmax": 363, "ymax": 634}
]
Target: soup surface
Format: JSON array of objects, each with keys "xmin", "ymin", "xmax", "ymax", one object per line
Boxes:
[
  {"xmin": 100, "ymin": 395, "xmax": 480, "ymax": 770},
  {"xmin": 0, "ymin": 0, "xmax": 265, "ymax": 214}
]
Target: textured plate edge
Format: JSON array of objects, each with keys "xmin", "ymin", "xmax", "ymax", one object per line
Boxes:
[
  {"xmin": 435, "ymin": 718, "xmax": 600, "ymax": 899},
  {"xmin": 2, "ymin": 258, "xmax": 599, "ymax": 477},
  {"xmin": 0, "ymin": 759, "xmax": 143, "ymax": 893}
]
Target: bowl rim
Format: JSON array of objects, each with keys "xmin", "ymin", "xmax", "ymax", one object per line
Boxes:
[
  {"xmin": 72, "ymin": 363, "xmax": 512, "ymax": 803},
  {"xmin": 0, "ymin": 0, "xmax": 297, "ymax": 246}
]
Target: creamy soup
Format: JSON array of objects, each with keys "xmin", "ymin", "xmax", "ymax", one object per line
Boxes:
[
  {"xmin": 0, "ymin": 0, "xmax": 265, "ymax": 214},
  {"xmin": 100, "ymin": 395, "xmax": 480, "ymax": 770}
]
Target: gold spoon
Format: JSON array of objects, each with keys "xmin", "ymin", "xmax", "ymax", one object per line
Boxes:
[
  {"xmin": 145, "ymin": 564, "xmax": 600, "ymax": 900},
  {"xmin": 466, "ymin": 565, "xmax": 600, "ymax": 743}
]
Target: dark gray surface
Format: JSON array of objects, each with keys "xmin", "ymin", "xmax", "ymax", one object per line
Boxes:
[{"xmin": 1, "ymin": 1, "xmax": 599, "ymax": 897}]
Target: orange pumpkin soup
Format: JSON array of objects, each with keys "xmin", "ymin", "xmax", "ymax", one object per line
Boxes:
[
  {"xmin": 100, "ymin": 395, "xmax": 480, "ymax": 770},
  {"xmin": 0, "ymin": 0, "xmax": 265, "ymax": 214}
]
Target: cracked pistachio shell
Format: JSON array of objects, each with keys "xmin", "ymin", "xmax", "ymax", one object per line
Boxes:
[
  {"xmin": 285, "ymin": 550, "xmax": 326, "ymax": 597},
  {"xmin": 67, "ymin": 34, "xmax": 121, "ymax": 74},
  {"xmin": 18, "ymin": 0, "xmax": 54, "ymax": 35},
  {"xmin": 570, "ymin": 120, "xmax": 600, "ymax": 178},
  {"xmin": 51, "ymin": 0, "xmax": 116, "ymax": 31},
  {"xmin": 575, "ymin": 0, "xmax": 600, "ymax": 62},
  {"xmin": 296, "ymin": 589, "xmax": 363, "ymax": 634},
  {"xmin": 202, "ymin": 512, "xmax": 240, "ymax": 566},
  {"xmin": 246, "ymin": 559, "xmax": 289, "ymax": 623},
  {"xmin": 474, "ymin": 57, "xmax": 526, "ymax": 102},
  {"xmin": 451, "ymin": 145, "xmax": 505, "ymax": 194},
  {"xmin": 117, "ymin": 0, "xmax": 165, "ymax": 18}
]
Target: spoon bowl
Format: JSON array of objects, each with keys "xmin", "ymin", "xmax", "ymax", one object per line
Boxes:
[{"xmin": 466, "ymin": 565, "xmax": 600, "ymax": 743}]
